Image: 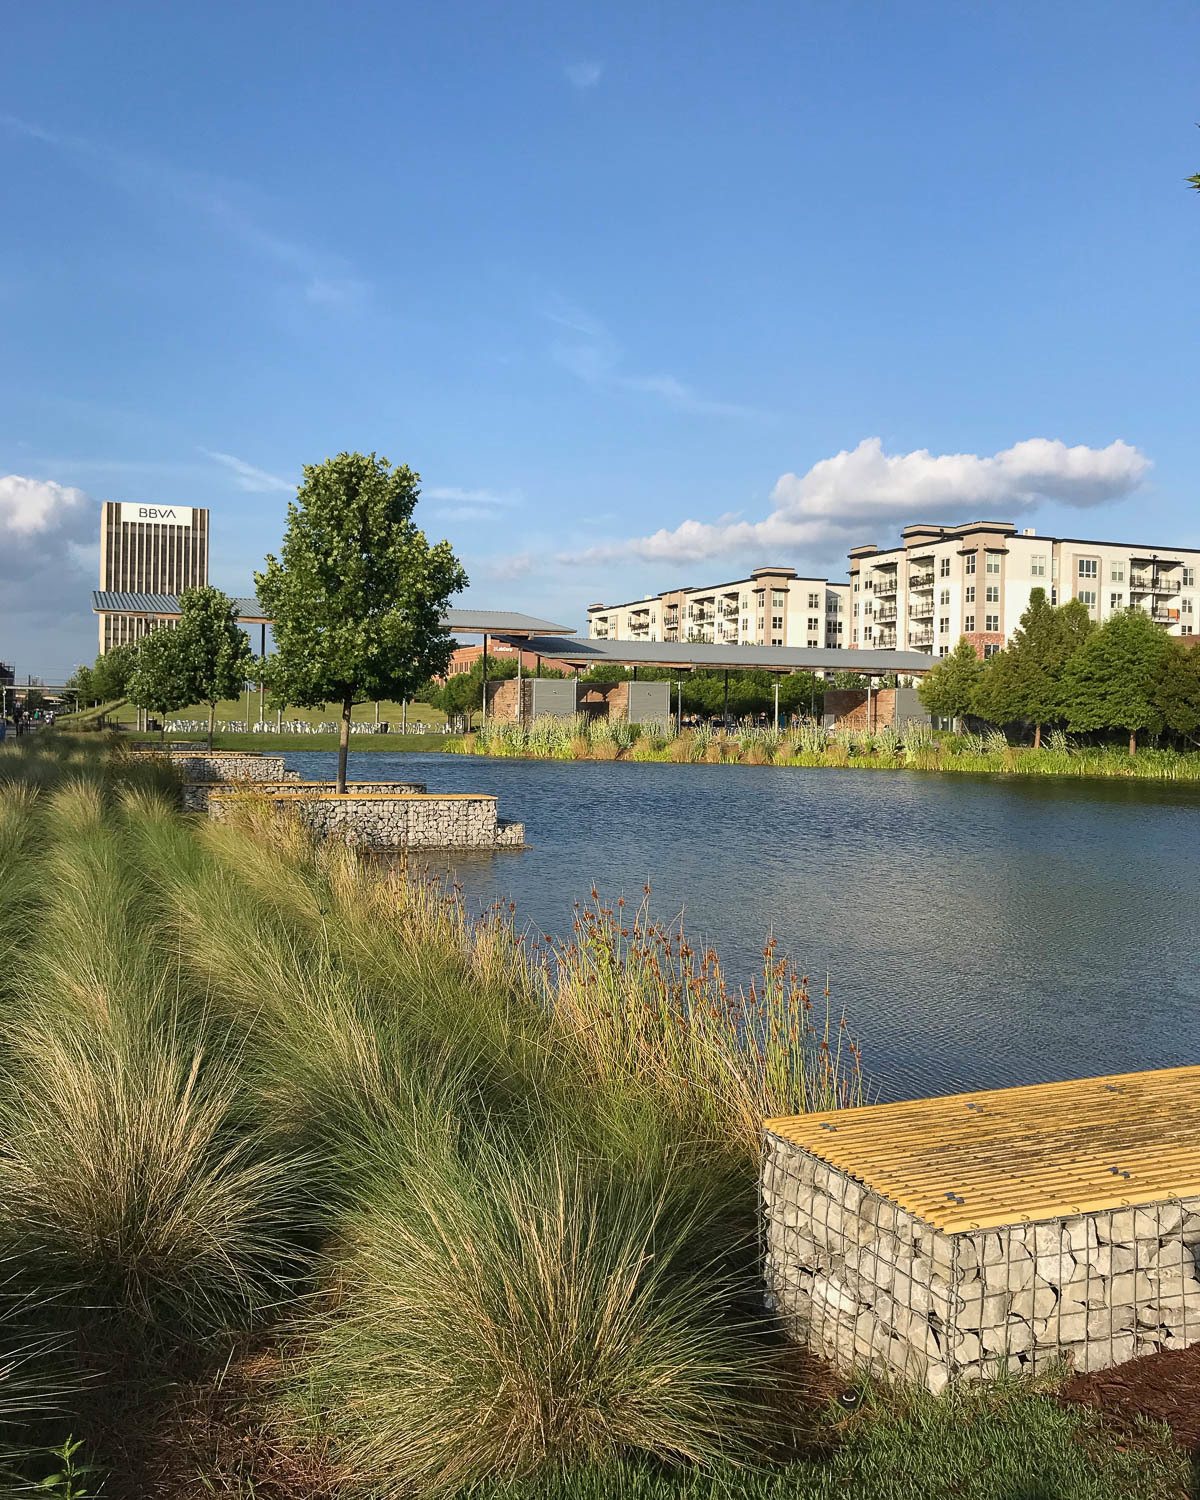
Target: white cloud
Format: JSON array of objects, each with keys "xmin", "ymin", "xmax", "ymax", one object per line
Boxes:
[
  {"xmin": 545, "ymin": 297, "xmax": 765, "ymax": 419},
  {"xmin": 0, "ymin": 113, "xmax": 369, "ymax": 309},
  {"xmin": 200, "ymin": 449, "xmax": 294, "ymax": 493},
  {"xmin": 560, "ymin": 436, "xmax": 1151, "ymax": 565},
  {"xmin": 0, "ymin": 473, "xmax": 89, "ymax": 537},
  {"xmin": 484, "ymin": 552, "xmax": 538, "ymax": 581},
  {"xmin": 0, "ymin": 476, "xmax": 97, "ymax": 634},
  {"xmin": 425, "ymin": 486, "xmax": 518, "ymax": 507},
  {"xmin": 565, "ymin": 61, "xmax": 603, "ymax": 89}
]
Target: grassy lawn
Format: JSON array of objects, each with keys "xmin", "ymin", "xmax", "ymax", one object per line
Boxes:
[
  {"xmin": 484, "ymin": 1380, "xmax": 1188, "ymax": 1500},
  {"xmin": 102, "ymin": 695, "xmax": 449, "ymax": 730}
]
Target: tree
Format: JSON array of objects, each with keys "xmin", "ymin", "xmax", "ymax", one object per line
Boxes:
[
  {"xmin": 1061, "ymin": 608, "xmax": 1172, "ymax": 754},
  {"xmin": 256, "ymin": 453, "xmax": 467, "ymax": 792},
  {"xmin": 429, "ymin": 654, "xmax": 518, "ymax": 728},
  {"xmin": 128, "ymin": 628, "xmax": 192, "ymax": 735},
  {"xmin": 167, "ymin": 587, "xmax": 255, "ymax": 748},
  {"xmin": 982, "ymin": 589, "xmax": 1095, "ymax": 746},
  {"xmin": 64, "ymin": 663, "xmax": 97, "ymax": 709},
  {"xmin": 92, "ymin": 642, "xmax": 141, "ymax": 702},
  {"xmin": 917, "ymin": 639, "xmax": 983, "ymax": 723},
  {"xmin": 1151, "ymin": 641, "xmax": 1200, "ymax": 743}
]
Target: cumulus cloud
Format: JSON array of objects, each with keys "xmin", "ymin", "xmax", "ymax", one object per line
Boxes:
[
  {"xmin": 0, "ymin": 475, "xmax": 97, "ymax": 645},
  {"xmin": 425, "ymin": 486, "xmax": 518, "ymax": 508},
  {"xmin": 200, "ymin": 449, "xmax": 294, "ymax": 493},
  {"xmin": 561, "ymin": 436, "xmax": 1150, "ymax": 566},
  {"xmin": 565, "ymin": 61, "xmax": 603, "ymax": 89}
]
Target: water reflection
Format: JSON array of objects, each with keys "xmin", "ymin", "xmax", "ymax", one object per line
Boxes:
[{"xmin": 286, "ymin": 752, "xmax": 1200, "ymax": 1101}]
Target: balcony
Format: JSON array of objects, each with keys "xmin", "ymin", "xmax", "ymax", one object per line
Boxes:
[
  {"xmin": 874, "ymin": 578, "xmax": 898, "ymax": 597},
  {"xmin": 908, "ymin": 599, "xmax": 934, "ymax": 620},
  {"xmin": 875, "ymin": 628, "xmax": 897, "ymax": 647},
  {"xmin": 908, "ymin": 628, "xmax": 934, "ymax": 647},
  {"xmin": 908, "ymin": 570, "xmax": 935, "ymax": 589},
  {"xmin": 875, "ymin": 604, "xmax": 897, "ymax": 622}
]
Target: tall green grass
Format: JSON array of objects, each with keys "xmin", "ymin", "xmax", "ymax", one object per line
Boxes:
[
  {"xmin": 0, "ymin": 738, "xmax": 1182, "ymax": 1497},
  {"xmin": 461, "ymin": 714, "xmax": 1200, "ymax": 783}
]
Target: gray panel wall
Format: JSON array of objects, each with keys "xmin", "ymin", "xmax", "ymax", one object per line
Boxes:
[
  {"xmin": 530, "ymin": 678, "xmax": 578, "ymax": 719},
  {"xmin": 893, "ymin": 686, "xmax": 931, "ymax": 726},
  {"xmin": 627, "ymin": 681, "xmax": 671, "ymax": 724}
]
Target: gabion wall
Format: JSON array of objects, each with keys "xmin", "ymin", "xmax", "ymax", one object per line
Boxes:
[{"xmin": 763, "ymin": 1130, "xmax": 1200, "ymax": 1392}]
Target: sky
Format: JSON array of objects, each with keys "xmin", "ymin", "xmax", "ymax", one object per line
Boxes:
[{"xmin": 1, "ymin": 0, "xmax": 1198, "ymax": 678}]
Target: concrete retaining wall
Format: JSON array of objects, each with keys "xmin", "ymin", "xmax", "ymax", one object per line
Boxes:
[
  {"xmin": 763, "ymin": 1132, "xmax": 1200, "ymax": 1392},
  {"xmin": 208, "ymin": 791, "xmax": 524, "ymax": 850}
]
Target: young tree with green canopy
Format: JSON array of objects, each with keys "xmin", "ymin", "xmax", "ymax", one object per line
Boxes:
[
  {"xmin": 1061, "ymin": 608, "xmax": 1173, "ymax": 754},
  {"xmin": 256, "ymin": 453, "xmax": 467, "ymax": 792},
  {"xmin": 63, "ymin": 663, "xmax": 96, "ymax": 710},
  {"xmin": 130, "ymin": 588, "xmax": 253, "ymax": 747},
  {"xmin": 429, "ymin": 654, "xmax": 518, "ymax": 728},
  {"xmin": 128, "ymin": 628, "xmax": 192, "ymax": 737},
  {"xmin": 917, "ymin": 638, "xmax": 983, "ymax": 723},
  {"xmin": 1151, "ymin": 640, "xmax": 1200, "ymax": 743},
  {"xmin": 982, "ymin": 589, "xmax": 1096, "ymax": 746},
  {"xmin": 91, "ymin": 642, "xmax": 141, "ymax": 703}
]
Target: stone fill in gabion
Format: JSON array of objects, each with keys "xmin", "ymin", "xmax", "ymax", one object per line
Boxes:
[
  {"xmin": 209, "ymin": 791, "xmax": 524, "ymax": 851},
  {"xmin": 763, "ymin": 1068, "xmax": 1200, "ymax": 1392}
]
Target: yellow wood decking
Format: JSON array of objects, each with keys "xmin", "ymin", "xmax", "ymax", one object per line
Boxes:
[{"xmin": 765, "ymin": 1065, "xmax": 1200, "ymax": 1233}]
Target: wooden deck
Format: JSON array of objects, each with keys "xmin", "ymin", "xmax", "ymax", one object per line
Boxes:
[{"xmin": 765, "ymin": 1065, "xmax": 1200, "ymax": 1233}]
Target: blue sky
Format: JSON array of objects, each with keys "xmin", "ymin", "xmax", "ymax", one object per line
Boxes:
[{"xmin": 2, "ymin": 1, "xmax": 1197, "ymax": 677}]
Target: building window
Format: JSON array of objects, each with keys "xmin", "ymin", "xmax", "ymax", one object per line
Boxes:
[
  {"xmin": 807, "ymin": 615, "xmax": 819, "ymax": 630},
  {"xmin": 808, "ymin": 591, "xmax": 820, "ymax": 608},
  {"xmin": 965, "ymin": 614, "xmax": 975, "ymax": 632},
  {"xmin": 965, "ymin": 584, "xmax": 976, "ymax": 604},
  {"xmin": 985, "ymin": 584, "xmax": 999, "ymax": 603},
  {"xmin": 939, "ymin": 616, "xmax": 949, "ymax": 634},
  {"xmin": 1078, "ymin": 559, "xmax": 1098, "ymax": 579},
  {"xmin": 771, "ymin": 636, "xmax": 783, "ymax": 646},
  {"xmin": 986, "ymin": 555, "xmax": 1001, "ymax": 575},
  {"xmin": 983, "ymin": 643, "xmax": 1002, "ymax": 659},
  {"xmin": 1078, "ymin": 589, "xmax": 1097, "ymax": 607},
  {"xmin": 1184, "ymin": 599, "xmax": 1194, "ymax": 615},
  {"xmin": 1185, "ymin": 567, "xmax": 1196, "ymax": 587},
  {"xmin": 964, "ymin": 554, "xmax": 976, "ymax": 575},
  {"xmin": 1110, "ymin": 563, "xmax": 1125, "ymax": 583},
  {"xmin": 772, "ymin": 591, "xmax": 785, "ymax": 608},
  {"xmin": 807, "ymin": 637, "xmax": 818, "ymax": 648},
  {"xmin": 771, "ymin": 615, "xmax": 783, "ymax": 630},
  {"xmin": 940, "ymin": 587, "xmax": 950, "ymax": 605},
  {"xmin": 1031, "ymin": 555, "xmax": 1047, "ymax": 577},
  {"xmin": 939, "ymin": 557, "xmax": 951, "ymax": 577},
  {"xmin": 985, "ymin": 613, "xmax": 999, "ymax": 632},
  {"xmin": 1110, "ymin": 593, "xmax": 1122, "ymax": 610}
]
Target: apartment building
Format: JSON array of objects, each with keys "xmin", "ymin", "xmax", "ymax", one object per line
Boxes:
[
  {"xmin": 587, "ymin": 567, "xmax": 850, "ymax": 649},
  {"xmin": 98, "ymin": 501, "xmax": 210, "ymax": 651},
  {"xmin": 849, "ymin": 521, "xmax": 1200, "ymax": 658}
]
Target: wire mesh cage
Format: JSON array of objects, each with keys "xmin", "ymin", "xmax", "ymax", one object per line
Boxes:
[{"xmin": 763, "ymin": 1070, "xmax": 1200, "ymax": 1392}]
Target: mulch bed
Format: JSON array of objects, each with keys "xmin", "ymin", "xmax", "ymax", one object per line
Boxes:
[{"xmin": 1059, "ymin": 1340, "xmax": 1200, "ymax": 1450}]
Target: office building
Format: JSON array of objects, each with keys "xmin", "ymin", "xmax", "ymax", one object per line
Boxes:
[
  {"xmin": 97, "ymin": 501, "xmax": 209, "ymax": 651},
  {"xmin": 587, "ymin": 567, "xmax": 850, "ymax": 649},
  {"xmin": 849, "ymin": 521, "xmax": 1200, "ymax": 657}
]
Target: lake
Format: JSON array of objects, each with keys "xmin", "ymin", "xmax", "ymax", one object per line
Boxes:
[{"xmin": 285, "ymin": 751, "xmax": 1200, "ymax": 1103}]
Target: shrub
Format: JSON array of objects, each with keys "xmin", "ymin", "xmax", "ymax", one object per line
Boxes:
[{"xmin": 290, "ymin": 1136, "xmax": 770, "ymax": 1496}]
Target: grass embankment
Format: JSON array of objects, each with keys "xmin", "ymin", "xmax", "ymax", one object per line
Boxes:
[
  {"xmin": 78, "ymin": 695, "xmax": 449, "ymax": 730},
  {"xmin": 136, "ymin": 730, "xmax": 453, "ymax": 752},
  {"xmin": 0, "ymin": 738, "xmax": 1187, "ymax": 1499},
  {"xmin": 459, "ymin": 715, "xmax": 1200, "ymax": 783}
]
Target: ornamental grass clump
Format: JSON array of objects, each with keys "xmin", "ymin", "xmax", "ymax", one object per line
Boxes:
[{"xmin": 290, "ymin": 1133, "xmax": 771, "ymax": 1497}]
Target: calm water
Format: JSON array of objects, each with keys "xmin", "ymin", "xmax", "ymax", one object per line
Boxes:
[{"xmin": 286, "ymin": 751, "xmax": 1200, "ymax": 1102}]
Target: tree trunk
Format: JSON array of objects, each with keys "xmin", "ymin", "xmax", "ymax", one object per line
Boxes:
[
  {"xmin": 1033, "ymin": 722, "xmax": 1041, "ymax": 750},
  {"xmin": 338, "ymin": 695, "xmax": 352, "ymax": 794},
  {"xmin": 208, "ymin": 702, "xmax": 216, "ymax": 751},
  {"xmin": 1129, "ymin": 729, "xmax": 1137, "ymax": 756}
]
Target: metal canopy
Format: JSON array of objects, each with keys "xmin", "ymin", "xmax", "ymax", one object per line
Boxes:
[
  {"xmin": 92, "ymin": 592, "xmax": 573, "ymax": 637},
  {"xmin": 495, "ymin": 634, "xmax": 933, "ymax": 676}
]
